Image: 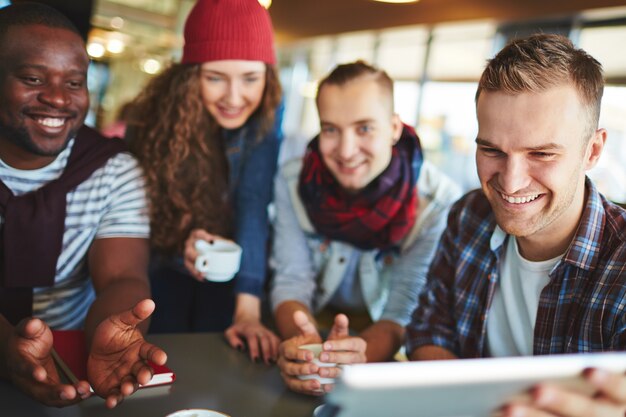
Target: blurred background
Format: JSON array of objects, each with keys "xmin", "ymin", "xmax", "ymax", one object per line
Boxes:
[{"xmin": 4, "ymin": 0, "xmax": 626, "ymax": 202}]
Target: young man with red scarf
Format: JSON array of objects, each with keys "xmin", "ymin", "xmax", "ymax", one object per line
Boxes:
[{"xmin": 271, "ymin": 61, "xmax": 460, "ymax": 395}]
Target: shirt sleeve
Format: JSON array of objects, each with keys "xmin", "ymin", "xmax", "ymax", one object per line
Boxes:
[
  {"xmin": 380, "ymin": 205, "xmax": 450, "ymax": 327},
  {"xmin": 96, "ymin": 153, "xmax": 150, "ymax": 239},
  {"xmin": 405, "ymin": 201, "xmax": 464, "ymax": 357},
  {"xmin": 380, "ymin": 165, "xmax": 461, "ymax": 327},
  {"xmin": 233, "ymin": 129, "xmax": 281, "ymax": 296},
  {"xmin": 269, "ymin": 168, "xmax": 317, "ymax": 311}
]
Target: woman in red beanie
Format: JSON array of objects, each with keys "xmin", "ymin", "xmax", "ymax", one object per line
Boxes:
[{"xmin": 128, "ymin": 0, "xmax": 282, "ymax": 364}]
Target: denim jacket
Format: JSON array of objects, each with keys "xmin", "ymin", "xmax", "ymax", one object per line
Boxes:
[
  {"xmin": 224, "ymin": 121, "xmax": 281, "ymax": 296},
  {"xmin": 270, "ymin": 159, "xmax": 461, "ymax": 326},
  {"xmin": 154, "ymin": 118, "xmax": 282, "ymax": 297}
]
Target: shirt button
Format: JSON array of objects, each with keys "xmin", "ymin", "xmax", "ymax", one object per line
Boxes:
[{"xmin": 339, "ymin": 257, "xmax": 345, "ymax": 264}]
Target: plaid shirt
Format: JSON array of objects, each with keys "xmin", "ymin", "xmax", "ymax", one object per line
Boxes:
[{"xmin": 406, "ymin": 178, "xmax": 626, "ymax": 358}]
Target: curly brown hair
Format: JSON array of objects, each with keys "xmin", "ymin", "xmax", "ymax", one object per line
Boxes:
[{"xmin": 128, "ymin": 63, "xmax": 282, "ymax": 255}]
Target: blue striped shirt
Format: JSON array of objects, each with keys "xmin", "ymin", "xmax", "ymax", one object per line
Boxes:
[
  {"xmin": 0, "ymin": 139, "xmax": 149, "ymax": 329},
  {"xmin": 406, "ymin": 178, "xmax": 626, "ymax": 357}
]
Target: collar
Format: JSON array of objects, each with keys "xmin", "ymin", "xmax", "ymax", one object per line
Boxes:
[
  {"xmin": 488, "ymin": 178, "xmax": 604, "ymax": 271},
  {"xmin": 561, "ymin": 178, "xmax": 604, "ymax": 271}
]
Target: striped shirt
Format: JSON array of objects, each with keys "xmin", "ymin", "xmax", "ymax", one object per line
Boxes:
[
  {"xmin": 0, "ymin": 139, "xmax": 149, "ymax": 329},
  {"xmin": 406, "ymin": 178, "xmax": 626, "ymax": 357}
]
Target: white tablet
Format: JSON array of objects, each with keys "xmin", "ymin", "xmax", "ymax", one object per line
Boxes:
[{"xmin": 322, "ymin": 352, "xmax": 626, "ymax": 417}]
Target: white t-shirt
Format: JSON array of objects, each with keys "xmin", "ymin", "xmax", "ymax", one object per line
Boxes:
[
  {"xmin": 0, "ymin": 139, "xmax": 149, "ymax": 329},
  {"xmin": 487, "ymin": 231, "xmax": 561, "ymax": 357}
]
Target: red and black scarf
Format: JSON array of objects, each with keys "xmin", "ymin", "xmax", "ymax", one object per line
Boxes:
[{"xmin": 298, "ymin": 124, "xmax": 423, "ymax": 250}]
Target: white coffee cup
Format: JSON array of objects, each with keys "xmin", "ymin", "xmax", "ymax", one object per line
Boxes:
[
  {"xmin": 165, "ymin": 409, "xmax": 230, "ymax": 417},
  {"xmin": 194, "ymin": 239, "xmax": 242, "ymax": 282},
  {"xmin": 297, "ymin": 343, "xmax": 337, "ymax": 385}
]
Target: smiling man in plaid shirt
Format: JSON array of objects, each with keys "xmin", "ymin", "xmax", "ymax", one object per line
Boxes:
[{"xmin": 407, "ymin": 34, "xmax": 626, "ymax": 417}]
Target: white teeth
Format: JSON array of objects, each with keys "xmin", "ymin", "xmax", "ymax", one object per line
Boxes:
[
  {"xmin": 500, "ymin": 193, "xmax": 540, "ymax": 204},
  {"xmin": 341, "ymin": 162, "xmax": 363, "ymax": 169},
  {"xmin": 37, "ymin": 118, "xmax": 65, "ymax": 127}
]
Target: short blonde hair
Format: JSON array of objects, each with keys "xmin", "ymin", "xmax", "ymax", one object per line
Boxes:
[
  {"xmin": 476, "ymin": 34, "xmax": 604, "ymax": 139},
  {"xmin": 316, "ymin": 60, "xmax": 395, "ymax": 113}
]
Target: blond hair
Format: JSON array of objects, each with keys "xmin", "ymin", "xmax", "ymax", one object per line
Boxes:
[{"xmin": 477, "ymin": 34, "xmax": 604, "ymax": 138}]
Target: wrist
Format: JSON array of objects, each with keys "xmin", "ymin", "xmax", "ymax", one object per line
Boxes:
[{"xmin": 233, "ymin": 293, "xmax": 261, "ymax": 323}]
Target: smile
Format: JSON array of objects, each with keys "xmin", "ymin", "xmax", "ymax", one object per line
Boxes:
[
  {"xmin": 500, "ymin": 192, "xmax": 540, "ymax": 204},
  {"xmin": 339, "ymin": 161, "xmax": 364, "ymax": 169},
  {"xmin": 35, "ymin": 117, "xmax": 66, "ymax": 128},
  {"xmin": 336, "ymin": 160, "xmax": 366, "ymax": 174},
  {"xmin": 217, "ymin": 106, "xmax": 245, "ymax": 117}
]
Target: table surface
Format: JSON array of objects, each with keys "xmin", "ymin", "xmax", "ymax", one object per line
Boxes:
[{"xmin": 0, "ymin": 333, "xmax": 321, "ymax": 417}]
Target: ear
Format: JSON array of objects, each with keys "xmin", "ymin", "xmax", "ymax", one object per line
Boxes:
[
  {"xmin": 583, "ymin": 128, "xmax": 607, "ymax": 171},
  {"xmin": 391, "ymin": 113, "xmax": 403, "ymax": 144}
]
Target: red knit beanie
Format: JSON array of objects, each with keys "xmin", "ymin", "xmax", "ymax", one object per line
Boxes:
[{"xmin": 182, "ymin": 0, "xmax": 276, "ymax": 65}]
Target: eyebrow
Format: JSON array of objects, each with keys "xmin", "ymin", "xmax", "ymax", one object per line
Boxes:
[
  {"xmin": 16, "ymin": 64, "xmax": 48, "ymax": 71},
  {"xmin": 475, "ymin": 137, "xmax": 565, "ymax": 151},
  {"xmin": 319, "ymin": 119, "xmax": 376, "ymax": 127},
  {"xmin": 16, "ymin": 64, "xmax": 86, "ymax": 76},
  {"xmin": 201, "ymin": 69, "xmax": 264, "ymax": 77},
  {"xmin": 353, "ymin": 119, "xmax": 376, "ymax": 125}
]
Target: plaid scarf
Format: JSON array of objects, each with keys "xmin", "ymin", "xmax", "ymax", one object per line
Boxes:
[{"xmin": 298, "ymin": 125, "xmax": 422, "ymax": 250}]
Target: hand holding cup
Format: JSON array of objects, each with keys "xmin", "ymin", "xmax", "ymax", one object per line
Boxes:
[
  {"xmin": 297, "ymin": 343, "xmax": 337, "ymax": 385},
  {"xmin": 193, "ymin": 239, "xmax": 242, "ymax": 282}
]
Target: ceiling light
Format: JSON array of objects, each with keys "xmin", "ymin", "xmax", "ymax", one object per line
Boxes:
[
  {"xmin": 110, "ymin": 16, "xmax": 124, "ymax": 29},
  {"xmin": 106, "ymin": 38, "xmax": 125, "ymax": 54},
  {"xmin": 299, "ymin": 81, "xmax": 318, "ymax": 98},
  {"xmin": 141, "ymin": 58, "xmax": 162, "ymax": 75},
  {"xmin": 372, "ymin": 0, "xmax": 419, "ymax": 3},
  {"xmin": 87, "ymin": 42, "xmax": 105, "ymax": 58}
]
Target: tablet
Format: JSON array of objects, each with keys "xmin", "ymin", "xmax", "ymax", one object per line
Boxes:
[{"xmin": 322, "ymin": 352, "xmax": 626, "ymax": 417}]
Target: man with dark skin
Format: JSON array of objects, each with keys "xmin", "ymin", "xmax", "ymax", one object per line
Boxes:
[{"xmin": 0, "ymin": 3, "xmax": 166, "ymax": 408}]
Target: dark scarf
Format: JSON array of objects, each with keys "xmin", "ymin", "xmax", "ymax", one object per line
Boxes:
[
  {"xmin": 0, "ymin": 126, "xmax": 126, "ymax": 324},
  {"xmin": 298, "ymin": 124, "xmax": 423, "ymax": 251}
]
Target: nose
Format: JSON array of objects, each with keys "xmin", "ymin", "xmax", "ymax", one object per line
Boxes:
[
  {"xmin": 338, "ymin": 131, "xmax": 359, "ymax": 160},
  {"xmin": 38, "ymin": 82, "xmax": 70, "ymax": 109},
  {"xmin": 225, "ymin": 80, "xmax": 244, "ymax": 107},
  {"xmin": 499, "ymin": 155, "xmax": 531, "ymax": 194}
]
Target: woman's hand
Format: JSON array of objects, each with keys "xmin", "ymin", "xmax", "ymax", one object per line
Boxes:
[
  {"xmin": 225, "ymin": 318, "xmax": 280, "ymax": 364},
  {"xmin": 183, "ymin": 229, "xmax": 230, "ymax": 282},
  {"xmin": 225, "ymin": 294, "xmax": 280, "ymax": 364}
]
